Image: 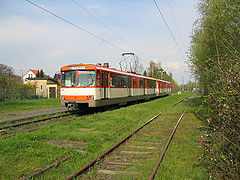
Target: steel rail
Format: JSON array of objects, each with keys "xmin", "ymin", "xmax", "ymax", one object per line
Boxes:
[
  {"xmin": 148, "ymin": 100, "xmax": 193, "ymax": 180},
  {"xmin": 65, "ymin": 112, "xmax": 162, "ymax": 180},
  {"xmin": 0, "ymin": 113, "xmax": 72, "ymax": 130},
  {"xmin": 65, "ymin": 98, "xmax": 185, "ymax": 180},
  {"xmin": 0, "ymin": 110, "xmax": 69, "ymax": 125}
]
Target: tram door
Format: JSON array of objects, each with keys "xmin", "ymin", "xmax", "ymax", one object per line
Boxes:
[
  {"xmin": 128, "ymin": 76, "xmax": 132, "ymax": 96},
  {"xmin": 102, "ymin": 71, "xmax": 109, "ymax": 99},
  {"xmin": 156, "ymin": 81, "xmax": 159, "ymax": 96},
  {"xmin": 143, "ymin": 79, "xmax": 146, "ymax": 95}
]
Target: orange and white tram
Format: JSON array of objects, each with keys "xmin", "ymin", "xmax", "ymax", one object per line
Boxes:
[{"xmin": 60, "ymin": 64, "xmax": 171, "ymax": 109}]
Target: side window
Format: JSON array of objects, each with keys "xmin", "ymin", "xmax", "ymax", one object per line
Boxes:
[
  {"xmin": 128, "ymin": 76, "xmax": 132, "ymax": 88},
  {"xmin": 117, "ymin": 74, "xmax": 123, "ymax": 87},
  {"xmin": 133, "ymin": 77, "xmax": 137, "ymax": 88},
  {"xmin": 147, "ymin": 80, "xmax": 154, "ymax": 88},
  {"xmin": 101, "ymin": 71, "xmax": 104, "ymax": 87},
  {"xmin": 110, "ymin": 73, "xmax": 117, "ymax": 87},
  {"xmin": 96, "ymin": 70, "xmax": 100, "ymax": 87},
  {"xmin": 123, "ymin": 75, "xmax": 127, "ymax": 87},
  {"xmin": 139, "ymin": 78, "xmax": 143, "ymax": 88}
]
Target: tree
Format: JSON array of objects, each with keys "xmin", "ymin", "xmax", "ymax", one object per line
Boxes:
[
  {"xmin": 36, "ymin": 70, "xmax": 40, "ymax": 77},
  {"xmin": 143, "ymin": 70, "xmax": 147, "ymax": 76},
  {"xmin": 0, "ymin": 64, "xmax": 35, "ymax": 100},
  {"xmin": 145, "ymin": 61, "xmax": 180, "ymax": 93},
  {"xmin": 147, "ymin": 61, "xmax": 163, "ymax": 78},
  {"xmin": 39, "ymin": 69, "xmax": 44, "ymax": 77},
  {"xmin": 0, "ymin": 64, "xmax": 14, "ymax": 76},
  {"xmin": 188, "ymin": 0, "xmax": 240, "ymax": 178}
]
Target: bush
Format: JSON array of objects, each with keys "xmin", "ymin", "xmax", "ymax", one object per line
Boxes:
[
  {"xmin": 188, "ymin": 0, "xmax": 240, "ymax": 178},
  {"xmin": 0, "ymin": 75, "xmax": 35, "ymax": 101}
]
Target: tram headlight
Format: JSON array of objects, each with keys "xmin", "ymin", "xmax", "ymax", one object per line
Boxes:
[
  {"xmin": 87, "ymin": 96, "xmax": 94, "ymax": 100},
  {"xmin": 61, "ymin": 96, "xmax": 65, "ymax": 100}
]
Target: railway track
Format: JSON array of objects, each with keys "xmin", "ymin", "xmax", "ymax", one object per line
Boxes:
[
  {"xmin": 0, "ymin": 107, "xmax": 67, "ymax": 124},
  {"xmin": 0, "ymin": 112, "xmax": 71, "ymax": 131},
  {"xmin": 0, "ymin": 104, "xmax": 124, "ymax": 138},
  {"xmin": 0, "ymin": 111, "xmax": 76, "ymax": 138},
  {"xmin": 65, "ymin": 98, "xmax": 192, "ymax": 180}
]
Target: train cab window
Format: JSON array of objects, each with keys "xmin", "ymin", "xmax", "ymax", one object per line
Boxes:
[
  {"xmin": 61, "ymin": 71, "xmax": 76, "ymax": 87},
  {"xmin": 76, "ymin": 70, "xmax": 95, "ymax": 87},
  {"xmin": 123, "ymin": 75, "xmax": 127, "ymax": 87},
  {"xmin": 117, "ymin": 74, "xmax": 123, "ymax": 87},
  {"xmin": 96, "ymin": 70, "xmax": 100, "ymax": 87},
  {"xmin": 139, "ymin": 78, "xmax": 143, "ymax": 88},
  {"xmin": 110, "ymin": 73, "xmax": 117, "ymax": 87},
  {"xmin": 133, "ymin": 77, "xmax": 137, "ymax": 88}
]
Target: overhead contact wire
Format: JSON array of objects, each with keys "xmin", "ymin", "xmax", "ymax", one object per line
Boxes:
[
  {"xmin": 25, "ymin": 0, "xmax": 126, "ymax": 52},
  {"xmin": 71, "ymin": 0, "xmax": 151, "ymax": 64},
  {"xmin": 153, "ymin": 0, "xmax": 185, "ymax": 59},
  {"xmin": 165, "ymin": 0, "xmax": 187, "ymax": 50}
]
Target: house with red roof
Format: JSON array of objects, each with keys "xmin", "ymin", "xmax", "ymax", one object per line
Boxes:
[
  {"xmin": 23, "ymin": 69, "xmax": 38, "ymax": 84},
  {"xmin": 22, "ymin": 69, "xmax": 60, "ymax": 98}
]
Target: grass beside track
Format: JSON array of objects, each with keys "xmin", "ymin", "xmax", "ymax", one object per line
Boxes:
[
  {"xmin": 154, "ymin": 97, "xmax": 208, "ymax": 179},
  {"xmin": 0, "ymin": 93, "xmax": 205, "ymax": 179},
  {"xmin": 0, "ymin": 98, "xmax": 60, "ymax": 114}
]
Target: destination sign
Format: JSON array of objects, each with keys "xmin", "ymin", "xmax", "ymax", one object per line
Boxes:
[{"xmin": 68, "ymin": 66, "xmax": 85, "ymax": 70}]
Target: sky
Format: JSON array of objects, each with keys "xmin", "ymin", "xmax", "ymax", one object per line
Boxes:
[{"xmin": 0, "ymin": 0, "xmax": 198, "ymax": 84}]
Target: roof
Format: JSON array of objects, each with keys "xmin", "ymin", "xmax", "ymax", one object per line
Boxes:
[
  {"xmin": 29, "ymin": 69, "xmax": 38, "ymax": 75},
  {"xmin": 27, "ymin": 77, "xmax": 59, "ymax": 85},
  {"xmin": 61, "ymin": 64, "xmax": 171, "ymax": 84}
]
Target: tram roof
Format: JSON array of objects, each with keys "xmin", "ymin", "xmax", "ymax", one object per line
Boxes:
[{"xmin": 61, "ymin": 64, "xmax": 171, "ymax": 83}]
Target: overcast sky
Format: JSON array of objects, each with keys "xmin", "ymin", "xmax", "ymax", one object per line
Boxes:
[{"xmin": 0, "ymin": 0, "xmax": 198, "ymax": 84}]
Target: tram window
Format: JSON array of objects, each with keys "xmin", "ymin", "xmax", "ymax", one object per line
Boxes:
[
  {"xmin": 128, "ymin": 76, "xmax": 132, "ymax": 88},
  {"xmin": 133, "ymin": 77, "xmax": 137, "ymax": 88},
  {"xmin": 161, "ymin": 82, "xmax": 164, "ymax": 88},
  {"xmin": 96, "ymin": 70, "xmax": 100, "ymax": 87},
  {"xmin": 110, "ymin": 73, "xmax": 117, "ymax": 87},
  {"xmin": 147, "ymin": 80, "xmax": 154, "ymax": 88},
  {"xmin": 139, "ymin": 78, "xmax": 143, "ymax": 88},
  {"xmin": 76, "ymin": 70, "xmax": 95, "ymax": 87},
  {"xmin": 123, "ymin": 75, "xmax": 127, "ymax": 87},
  {"xmin": 117, "ymin": 74, "xmax": 123, "ymax": 87},
  {"xmin": 101, "ymin": 72, "xmax": 106, "ymax": 87},
  {"xmin": 61, "ymin": 71, "xmax": 76, "ymax": 87}
]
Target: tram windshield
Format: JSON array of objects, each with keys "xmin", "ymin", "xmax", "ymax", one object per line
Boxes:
[
  {"xmin": 77, "ymin": 70, "xmax": 95, "ymax": 87},
  {"xmin": 61, "ymin": 71, "xmax": 76, "ymax": 87}
]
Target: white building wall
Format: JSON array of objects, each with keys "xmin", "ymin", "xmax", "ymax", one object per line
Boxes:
[{"xmin": 23, "ymin": 71, "xmax": 36, "ymax": 84}]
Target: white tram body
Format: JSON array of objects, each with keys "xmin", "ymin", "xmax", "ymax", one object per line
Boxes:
[{"xmin": 60, "ymin": 64, "xmax": 171, "ymax": 109}]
